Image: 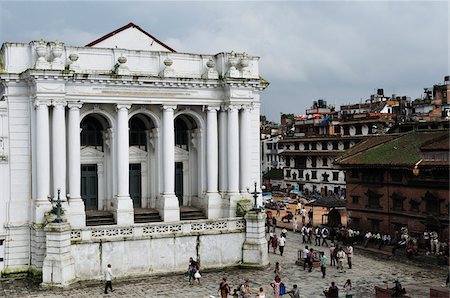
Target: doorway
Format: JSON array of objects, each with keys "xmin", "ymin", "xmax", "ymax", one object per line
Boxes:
[
  {"xmin": 81, "ymin": 164, "xmax": 98, "ymax": 210},
  {"xmin": 129, "ymin": 163, "xmax": 142, "ymax": 208},
  {"xmin": 175, "ymin": 162, "xmax": 183, "ymax": 206}
]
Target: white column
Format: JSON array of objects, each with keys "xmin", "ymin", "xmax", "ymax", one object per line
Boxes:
[
  {"xmin": 158, "ymin": 105, "xmax": 179, "ymax": 222},
  {"xmin": 206, "ymin": 107, "xmax": 219, "ymax": 193},
  {"xmin": 239, "ymin": 106, "xmax": 251, "ymax": 192},
  {"xmin": 67, "ymin": 103, "xmax": 85, "ymax": 227},
  {"xmin": 227, "ymin": 105, "xmax": 240, "ymax": 194},
  {"xmin": 218, "ymin": 107, "xmax": 228, "ymax": 193},
  {"xmin": 52, "ymin": 101, "xmax": 66, "ymax": 199},
  {"xmin": 162, "ymin": 106, "xmax": 176, "ymax": 195},
  {"xmin": 114, "ymin": 104, "xmax": 134, "ymax": 225},
  {"xmin": 34, "ymin": 101, "xmax": 52, "ymax": 223},
  {"xmin": 205, "ymin": 106, "xmax": 221, "ymax": 218}
]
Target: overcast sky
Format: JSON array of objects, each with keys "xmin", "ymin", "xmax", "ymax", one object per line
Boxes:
[{"xmin": 0, "ymin": 1, "xmax": 448, "ymax": 121}]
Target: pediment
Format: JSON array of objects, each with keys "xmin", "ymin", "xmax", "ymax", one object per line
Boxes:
[
  {"xmin": 86, "ymin": 23, "xmax": 175, "ymax": 52},
  {"xmin": 129, "ymin": 146, "xmax": 148, "ymax": 157},
  {"xmin": 175, "ymin": 146, "xmax": 189, "ymax": 158},
  {"xmin": 81, "ymin": 146, "xmax": 104, "ymax": 157}
]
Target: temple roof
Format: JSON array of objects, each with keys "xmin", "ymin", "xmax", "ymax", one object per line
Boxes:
[{"xmin": 336, "ymin": 130, "xmax": 449, "ymax": 168}]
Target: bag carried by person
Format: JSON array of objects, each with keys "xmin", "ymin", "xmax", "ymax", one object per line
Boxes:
[
  {"xmin": 279, "ymin": 282, "xmax": 286, "ymax": 295},
  {"xmin": 194, "ymin": 270, "xmax": 201, "ymax": 279}
]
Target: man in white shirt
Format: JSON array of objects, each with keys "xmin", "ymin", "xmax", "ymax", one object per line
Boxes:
[
  {"xmin": 278, "ymin": 235, "xmax": 286, "ymax": 256},
  {"xmin": 346, "ymin": 245, "xmax": 354, "ymax": 269},
  {"xmin": 302, "ymin": 246, "xmax": 309, "ymax": 270},
  {"xmin": 104, "ymin": 263, "xmax": 114, "ymax": 294}
]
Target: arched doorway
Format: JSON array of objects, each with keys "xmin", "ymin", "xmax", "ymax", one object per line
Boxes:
[
  {"xmin": 80, "ymin": 114, "xmax": 111, "ymax": 211},
  {"xmin": 328, "ymin": 208, "xmax": 341, "ymax": 227},
  {"xmin": 174, "ymin": 114, "xmax": 200, "ymax": 207},
  {"xmin": 128, "ymin": 114, "xmax": 156, "ymax": 209}
]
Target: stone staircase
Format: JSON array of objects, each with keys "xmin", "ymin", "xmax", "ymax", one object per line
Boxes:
[
  {"xmin": 134, "ymin": 208, "xmax": 162, "ymax": 223},
  {"xmin": 180, "ymin": 206, "xmax": 207, "ymax": 220},
  {"xmin": 86, "ymin": 210, "xmax": 115, "ymax": 226}
]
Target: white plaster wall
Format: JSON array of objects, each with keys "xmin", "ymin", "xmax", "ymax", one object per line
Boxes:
[{"xmin": 71, "ymin": 232, "xmax": 245, "ymax": 280}]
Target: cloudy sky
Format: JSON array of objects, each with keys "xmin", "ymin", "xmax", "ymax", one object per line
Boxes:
[{"xmin": 0, "ymin": 1, "xmax": 448, "ymax": 121}]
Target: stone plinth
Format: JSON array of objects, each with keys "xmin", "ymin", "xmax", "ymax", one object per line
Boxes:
[
  {"xmin": 242, "ymin": 211, "xmax": 269, "ymax": 268},
  {"xmin": 41, "ymin": 222, "xmax": 75, "ymax": 287}
]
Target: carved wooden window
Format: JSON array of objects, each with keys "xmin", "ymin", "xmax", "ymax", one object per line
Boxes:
[
  {"xmin": 424, "ymin": 191, "xmax": 440, "ymax": 215},
  {"xmin": 391, "ymin": 192, "xmax": 405, "ymax": 211},
  {"xmin": 365, "ymin": 189, "xmax": 383, "ymax": 209},
  {"xmin": 409, "ymin": 199, "xmax": 420, "ymax": 212},
  {"xmin": 311, "ymin": 142, "xmax": 317, "ymax": 150},
  {"xmin": 294, "ymin": 143, "xmax": 299, "ymax": 150},
  {"xmin": 304, "ymin": 143, "xmax": 310, "ymax": 150},
  {"xmin": 332, "ymin": 142, "xmax": 339, "ymax": 150},
  {"xmin": 352, "ymin": 195, "xmax": 359, "ymax": 204},
  {"xmin": 322, "ymin": 142, "xmax": 328, "ymax": 150}
]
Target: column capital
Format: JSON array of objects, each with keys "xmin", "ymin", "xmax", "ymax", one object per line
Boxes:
[
  {"xmin": 68, "ymin": 102, "xmax": 82, "ymax": 110},
  {"xmin": 225, "ymin": 104, "xmax": 240, "ymax": 112},
  {"xmin": 52, "ymin": 100, "xmax": 67, "ymax": 108},
  {"xmin": 116, "ymin": 104, "xmax": 131, "ymax": 111},
  {"xmin": 161, "ymin": 105, "xmax": 177, "ymax": 111},
  {"xmin": 206, "ymin": 106, "xmax": 220, "ymax": 112},
  {"xmin": 34, "ymin": 100, "xmax": 52, "ymax": 109},
  {"xmin": 241, "ymin": 104, "xmax": 253, "ymax": 112}
]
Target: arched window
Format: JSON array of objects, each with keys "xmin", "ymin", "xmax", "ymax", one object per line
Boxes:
[
  {"xmin": 175, "ymin": 117, "xmax": 189, "ymax": 150},
  {"xmin": 129, "ymin": 116, "xmax": 147, "ymax": 150},
  {"xmin": 81, "ymin": 115, "xmax": 103, "ymax": 149}
]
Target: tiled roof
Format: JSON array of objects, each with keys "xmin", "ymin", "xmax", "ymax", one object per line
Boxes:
[
  {"xmin": 263, "ymin": 169, "xmax": 284, "ymax": 179},
  {"xmin": 336, "ymin": 130, "xmax": 449, "ymax": 167},
  {"xmin": 420, "ymin": 134, "xmax": 449, "ymax": 151}
]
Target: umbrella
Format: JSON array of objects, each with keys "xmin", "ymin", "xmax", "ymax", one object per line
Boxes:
[{"xmin": 290, "ymin": 189, "xmax": 302, "ymax": 194}]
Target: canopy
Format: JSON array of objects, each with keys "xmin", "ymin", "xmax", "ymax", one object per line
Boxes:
[{"xmin": 289, "ymin": 189, "xmax": 302, "ymax": 194}]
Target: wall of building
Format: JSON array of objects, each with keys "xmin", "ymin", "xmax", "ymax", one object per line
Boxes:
[
  {"xmin": 70, "ymin": 219, "xmax": 245, "ymax": 280},
  {"xmin": 346, "ymin": 170, "xmax": 449, "ymax": 240}
]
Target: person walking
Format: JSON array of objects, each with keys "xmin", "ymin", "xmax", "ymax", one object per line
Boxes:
[
  {"xmin": 274, "ymin": 261, "xmax": 281, "ymax": 275},
  {"xmin": 301, "ymin": 225, "xmax": 307, "ymax": 243},
  {"xmin": 271, "ymin": 234, "xmax": 278, "ymax": 254},
  {"xmin": 292, "ymin": 217, "xmax": 298, "ymax": 233},
  {"xmin": 315, "ymin": 226, "xmax": 321, "ymax": 246},
  {"xmin": 104, "ymin": 264, "xmax": 114, "ymax": 294},
  {"xmin": 320, "ymin": 251, "xmax": 327, "ymax": 278},
  {"xmin": 188, "ymin": 257, "xmax": 199, "ymax": 284},
  {"xmin": 321, "ymin": 226, "xmax": 329, "ymax": 247},
  {"xmin": 240, "ymin": 280, "xmax": 251, "ymax": 298},
  {"xmin": 308, "ymin": 248, "xmax": 315, "ymax": 272},
  {"xmin": 218, "ymin": 277, "xmax": 231, "ymax": 298},
  {"xmin": 278, "ymin": 234, "xmax": 286, "ymax": 256},
  {"xmin": 346, "ymin": 244, "xmax": 354, "ymax": 269},
  {"xmin": 337, "ymin": 248, "xmax": 346, "ymax": 273},
  {"xmin": 276, "ymin": 203, "xmax": 281, "ymax": 217},
  {"xmin": 308, "ymin": 208, "xmax": 313, "ymax": 224},
  {"xmin": 301, "ymin": 207, "xmax": 307, "ymax": 225},
  {"xmin": 271, "ymin": 216, "xmax": 277, "ymax": 233},
  {"xmin": 303, "ymin": 245, "xmax": 309, "ymax": 270},
  {"xmin": 306, "ymin": 225, "xmax": 312, "ymax": 244},
  {"xmin": 343, "ymin": 279, "xmax": 353, "ymax": 298},
  {"xmin": 329, "ymin": 242, "xmax": 336, "ymax": 267}
]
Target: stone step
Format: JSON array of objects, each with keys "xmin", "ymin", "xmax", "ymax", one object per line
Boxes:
[
  {"xmin": 180, "ymin": 211, "xmax": 206, "ymax": 220},
  {"xmin": 86, "ymin": 211, "xmax": 115, "ymax": 226}
]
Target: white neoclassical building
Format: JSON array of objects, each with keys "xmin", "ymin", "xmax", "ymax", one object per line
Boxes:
[{"xmin": 0, "ymin": 23, "xmax": 268, "ymax": 280}]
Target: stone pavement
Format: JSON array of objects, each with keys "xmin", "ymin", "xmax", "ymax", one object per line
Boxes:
[{"xmin": 0, "ymin": 228, "xmax": 447, "ymax": 298}]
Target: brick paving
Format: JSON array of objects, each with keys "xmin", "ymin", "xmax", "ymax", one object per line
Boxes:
[{"xmin": 0, "ymin": 227, "xmax": 448, "ymax": 297}]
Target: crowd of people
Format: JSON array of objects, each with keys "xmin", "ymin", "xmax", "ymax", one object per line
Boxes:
[{"xmin": 191, "ymin": 202, "xmax": 447, "ymax": 297}]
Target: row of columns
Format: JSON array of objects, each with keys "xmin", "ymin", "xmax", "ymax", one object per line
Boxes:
[{"xmin": 33, "ymin": 101, "xmax": 254, "ymax": 226}]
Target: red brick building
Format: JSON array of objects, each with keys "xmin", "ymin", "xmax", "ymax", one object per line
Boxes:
[{"xmin": 336, "ymin": 130, "xmax": 449, "ymax": 241}]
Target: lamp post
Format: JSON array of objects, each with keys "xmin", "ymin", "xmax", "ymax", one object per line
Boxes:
[
  {"xmin": 249, "ymin": 182, "xmax": 265, "ymax": 212},
  {"xmin": 55, "ymin": 188, "xmax": 62, "ymax": 223}
]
